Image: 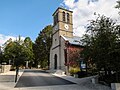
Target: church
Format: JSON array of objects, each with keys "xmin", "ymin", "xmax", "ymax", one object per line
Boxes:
[{"xmin": 50, "ymin": 7, "xmax": 84, "ymax": 73}]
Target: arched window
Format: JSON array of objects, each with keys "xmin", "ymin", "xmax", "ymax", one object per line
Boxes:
[
  {"xmin": 63, "ymin": 11, "xmax": 65, "ymax": 22},
  {"xmin": 54, "ymin": 13, "xmax": 58, "ymax": 25},
  {"xmin": 67, "ymin": 13, "xmax": 70, "ymax": 23},
  {"xmin": 56, "ymin": 13, "xmax": 58, "ymax": 22}
]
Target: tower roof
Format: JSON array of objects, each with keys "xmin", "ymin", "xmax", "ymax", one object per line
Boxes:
[{"xmin": 52, "ymin": 7, "xmax": 73, "ymax": 16}]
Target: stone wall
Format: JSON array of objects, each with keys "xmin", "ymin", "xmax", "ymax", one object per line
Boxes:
[{"xmin": 0, "ymin": 65, "xmax": 11, "ymax": 73}]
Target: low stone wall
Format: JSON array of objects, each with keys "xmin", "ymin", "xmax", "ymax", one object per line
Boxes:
[
  {"xmin": 111, "ymin": 83, "xmax": 120, "ymax": 90},
  {"xmin": 0, "ymin": 65, "xmax": 11, "ymax": 73}
]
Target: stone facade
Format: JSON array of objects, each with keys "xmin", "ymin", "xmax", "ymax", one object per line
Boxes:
[
  {"xmin": 0, "ymin": 65, "xmax": 11, "ymax": 73},
  {"xmin": 50, "ymin": 7, "xmax": 83, "ymax": 72},
  {"xmin": 50, "ymin": 7, "xmax": 73, "ymax": 71}
]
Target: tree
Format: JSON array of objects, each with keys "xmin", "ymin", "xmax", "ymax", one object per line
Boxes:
[
  {"xmin": 116, "ymin": 1, "xmax": 120, "ymax": 9},
  {"xmin": 3, "ymin": 36, "xmax": 34, "ymax": 67},
  {"xmin": 0, "ymin": 49, "xmax": 3, "ymax": 64},
  {"xmin": 4, "ymin": 40, "xmax": 24, "ymax": 66},
  {"xmin": 81, "ymin": 15, "xmax": 120, "ymax": 81},
  {"xmin": 3, "ymin": 36, "xmax": 34, "ymax": 82},
  {"xmin": 23, "ymin": 37, "xmax": 34, "ymax": 67},
  {"xmin": 33, "ymin": 25, "xmax": 52, "ymax": 68},
  {"xmin": 68, "ymin": 47, "xmax": 81, "ymax": 68}
]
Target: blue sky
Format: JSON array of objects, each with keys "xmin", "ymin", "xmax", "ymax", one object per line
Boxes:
[
  {"xmin": 0, "ymin": 0, "xmax": 119, "ymax": 46},
  {"xmin": 0, "ymin": 0, "xmax": 62, "ymax": 44}
]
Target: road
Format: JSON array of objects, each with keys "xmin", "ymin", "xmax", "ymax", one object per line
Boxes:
[{"xmin": 15, "ymin": 69, "xmax": 75, "ymax": 88}]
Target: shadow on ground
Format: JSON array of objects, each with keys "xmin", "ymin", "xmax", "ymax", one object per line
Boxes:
[
  {"xmin": 0, "ymin": 75, "xmax": 15, "ymax": 82},
  {"xmin": 15, "ymin": 70, "xmax": 76, "ymax": 88}
]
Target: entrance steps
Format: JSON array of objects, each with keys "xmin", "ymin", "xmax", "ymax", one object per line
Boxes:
[
  {"xmin": 46, "ymin": 69, "xmax": 65, "ymax": 75},
  {"xmin": 54, "ymin": 70, "xmax": 65, "ymax": 75}
]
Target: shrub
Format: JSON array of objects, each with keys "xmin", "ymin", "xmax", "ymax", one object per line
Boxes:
[{"xmin": 69, "ymin": 67, "xmax": 80, "ymax": 75}]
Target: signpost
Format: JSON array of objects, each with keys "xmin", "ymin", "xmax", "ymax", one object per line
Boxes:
[{"xmin": 79, "ymin": 58, "xmax": 86, "ymax": 71}]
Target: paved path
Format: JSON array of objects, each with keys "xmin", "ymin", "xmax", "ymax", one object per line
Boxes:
[
  {"xmin": 0, "ymin": 69, "xmax": 112, "ymax": 90},
  {"xmin": 15, "ymin": 69, "xmax": 75, "ymax": 88},
  {"xmin": 0, "ymin": 70, "xmax": 23, "ymax": 90}
]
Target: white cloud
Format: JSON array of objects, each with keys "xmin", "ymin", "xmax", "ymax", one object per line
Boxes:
[
  {"xmin": 63, "ymin": 0, "xmax": 75, "ymax": 8},
  {"xmin": 0, "ymin": 34, "xmax": 25, "ymax": 46},
  {"xmin": 62, "ymin": 0, "xmax": 119, "ymax": 37}
]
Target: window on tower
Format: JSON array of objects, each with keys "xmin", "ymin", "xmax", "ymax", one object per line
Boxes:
[
  {"xmin": 63, "ymin": 11, "xmax": 65, "ymax": 22},
  {"xmin": 67, "ymin": 13, "xmax": 70, "ymax": 23},
  {"xmin": 54, "ymin": 16, "xmax": 56, "ymax": 25},
  {"xmin": 56, "ymin": 13, "xmax": 58, "ymax": 22},
  {"xmin": 54, "ymin": 13, "xmax": 58, "ymax": 25}
]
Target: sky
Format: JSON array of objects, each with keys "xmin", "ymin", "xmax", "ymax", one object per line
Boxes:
[
  {"xmin": 0, "ymin": 0, "xmax": 119, "ymax": 46},
  {"xmin": 0, "ymin": 0, "xmax": 62, "ymax": 46}
]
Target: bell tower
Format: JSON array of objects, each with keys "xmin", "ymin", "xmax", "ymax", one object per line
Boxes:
[
  {"xmin": 52, "ymin": 7, "xmax": 73, "ymax": 48},
  {"xmin": 50, "ymin": 7, "xmax": 73, "ymax": 70},
  {"xmin": 52, "ymin": 7, "xmax": 73, "ymax": 37}
]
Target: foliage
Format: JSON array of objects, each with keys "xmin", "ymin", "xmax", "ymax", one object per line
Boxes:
[
  {"xmin": 3, "ymin": 36, "xmax": 34, "ymax": 67},
  {"xmin": 115, "ymin": 1, "xmax": 120, "ymax": 10},
  {"xmin": 67, "ymin": 46, "xmax": 83, "ymax": 68},
  {"xmin": 4, "ymin": 41, "xmax": 24, "ymax": 66},
  {"xmin": 81, "ymin": 15, "xmax": 120, "ymax": 82},
  {"xmin": 33, "ymin": 25, "xmax": 52, "ymax": 68},
  {"xmin": 69, "ymin": 67, "xmax": 80, "ymax": 75},
  {"xmin": 23, "ymin": 37, "xmax": 34, "ymax": 64},
  {"xmin": 0, "ymin": 51, "xmax": 3, "ymax": 64}
]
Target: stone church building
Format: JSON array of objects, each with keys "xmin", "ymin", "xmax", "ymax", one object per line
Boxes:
[{"xmin": 50, "ymin": 7, "xmax": 83, "ymax": 72}]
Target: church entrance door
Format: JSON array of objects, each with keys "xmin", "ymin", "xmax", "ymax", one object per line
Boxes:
[{"xmin": 54, "ymin": 54, "xmax": 57, "ymax": 69}]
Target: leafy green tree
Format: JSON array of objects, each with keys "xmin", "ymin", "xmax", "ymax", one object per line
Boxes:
[
  {"xmin": 33, "ymin": 25, "xmax": 52, "ymax": 68},
  {"xmin": 3, "ymin": 36, "xmax": 34, "ymax": 82},
  {"xmin": 3, "ymin": 36, "xmax": 34, "ymax": 67},
  {"xmin": 3, "ymin": 41, "xmax": 16, "ymax": 65},
  {"xmin": 4, "ymin": 40, "xmax": 24, "ymax": 66},
  {"xmin": 23, "ymin": 37, "xmax": 34, "ymax": 67},
  {"xmin": 81, "ymin": 15, "xmax": 120, "ymax": 80}
]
